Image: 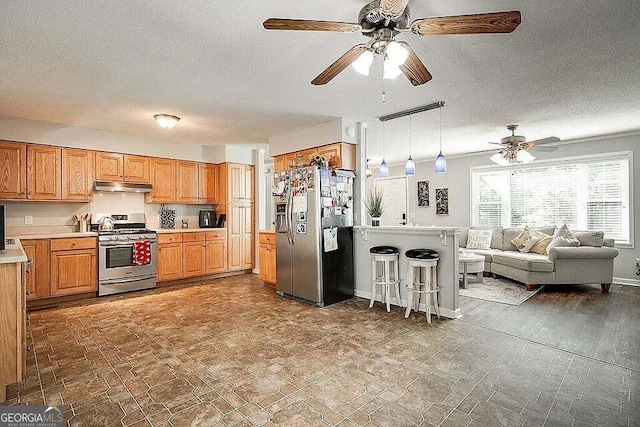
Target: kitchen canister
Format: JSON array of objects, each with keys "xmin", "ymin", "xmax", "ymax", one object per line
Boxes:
[{"xmin": 159, "ymin": 205, "xmax": 176, "ymax": 229}]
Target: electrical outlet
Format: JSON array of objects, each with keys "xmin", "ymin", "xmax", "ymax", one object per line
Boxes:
[{"xmin": 24, "ymin": 215, "xmax": 33, "ymax": 225}]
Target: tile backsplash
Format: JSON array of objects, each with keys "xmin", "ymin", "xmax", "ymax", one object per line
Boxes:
[{"xmin": 3, "ymin": 193, "xmax": 213, "ymax": 232}]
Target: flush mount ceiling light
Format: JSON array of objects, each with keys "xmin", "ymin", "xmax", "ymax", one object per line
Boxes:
[
  {"xmin": 154, "ymin": 114, "xmax": 180, "ymax": 129},
  {"xmin": 263, "ymin": 2, "xmax": 521, "ymax": 86}
]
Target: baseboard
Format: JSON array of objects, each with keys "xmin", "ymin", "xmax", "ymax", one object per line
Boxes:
[
  {"xmin": 613, "ymin": 277, "xmax": 640, "ymax": 287},
  {"xmin": 353, "ymin": 289, "xmax": 462, "ymax": 319}
]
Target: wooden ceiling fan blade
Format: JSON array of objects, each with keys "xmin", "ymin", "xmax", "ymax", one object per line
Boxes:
[
  {"xmin": 380, "ymin": 0, "xmax": 410, "ymax": 17},
  {"xmin": 398, "ymin": 42, "xmax": 432, "ymax": 86},
  {"xmin": 312, "ymin": 45, "xmax": 366, "ymax": 85},
  {"xmin": 411, "ymin": 11, "xmax": 521, "ymax": 35},
  {"xmin": 526, "ymin": 136, "xmax": 561, "ymax": 146},
  {"xmin": 263, "ymin": 18, "xmax": 361, "ymax": 33},
  {"xmin": 528, "ymin": 146, "xmax": 558, "ymax": 152}
]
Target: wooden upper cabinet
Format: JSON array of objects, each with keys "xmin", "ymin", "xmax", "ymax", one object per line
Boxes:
[
  {"xmin": 27, "ymin": 145, "xmax": 61, "ymax": 200},
  {"xmin": 273, "ymin": 143, "xmax": 356, "ymax": 172},
  {"xmin": 274, "ymin": 155, "xmax": 286, "ymax": 173},
  {"xmin": 95, "ymin": 152, "xmax": 124, "ymax": 181},
  {"xmin": 198, "ymin": 163, "xmax": 219, "ymax": 204},
  {"xmin": 0, "ymin": 141, "xmax": 27, "ymax": 199},
  {"xmin": 123, "ymin": 155, "xmax": 149, "ymax": 183},
  {"xmin": 147, "ymin": 158, "xmax": 177, "ymax": 203},
  {"xmin": 62, "ymin": 148, "xmax": 94, "ymax": 201},
  {"xmin": 176, "ymin": 161, "xmax": 199, "ymax": 203}
]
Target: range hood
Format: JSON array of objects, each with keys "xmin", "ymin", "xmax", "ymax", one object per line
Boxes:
[{"xmin": 93, "ymin": 181, "xmax": 153, "ymax": 193}]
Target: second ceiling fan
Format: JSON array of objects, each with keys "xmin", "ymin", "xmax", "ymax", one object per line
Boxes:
[{"xmin": 263, "ymin": 0, "xmax": 521, "ymax": 86}]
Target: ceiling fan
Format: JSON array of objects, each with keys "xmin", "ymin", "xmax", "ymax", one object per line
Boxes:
[
  {"xmin": 488, "ymin": 125, "xmax": 560, "ymax": 165},
  {"xmin": 263, "ymin": 0, "xmax": 521, "ymax": 86}
]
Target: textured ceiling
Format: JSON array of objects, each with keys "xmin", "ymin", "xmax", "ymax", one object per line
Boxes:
[{"xmin": 1, "ymin": 1, "xmax": 639, "ymax": 157}]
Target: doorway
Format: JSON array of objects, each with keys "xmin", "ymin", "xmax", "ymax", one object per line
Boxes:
[{"xmin": 375, "ymin": 176, "xmax": 408, "ymax": 226}]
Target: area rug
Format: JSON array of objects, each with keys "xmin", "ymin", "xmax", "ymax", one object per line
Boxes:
[{"xmin": 459, "ymin": 276, "xmax": 544, "ymax": 305}]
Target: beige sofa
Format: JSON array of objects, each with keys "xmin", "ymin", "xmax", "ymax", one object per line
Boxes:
[{"xmin": 459, "ymin": 227, "xmax": 619, "ymax": 291}]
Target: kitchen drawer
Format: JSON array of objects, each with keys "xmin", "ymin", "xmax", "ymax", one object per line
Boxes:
[
  {"xmin": 50, "ymin": 237, "xmax": 96, "ymax": 251},
  {"xmin": 205, "ymin": 230, "xmax": 227, "ymax": 241},
  {"xmin": 259, "ymin": 233, "xmax": 275, "ymax": 245},
  {"xmin": 182, "ymin": 232, "xmax": 205, "ymax": 242},
  {"xmin": 158, "ymin": 233, "xmax": 183, "ymax": 244}
]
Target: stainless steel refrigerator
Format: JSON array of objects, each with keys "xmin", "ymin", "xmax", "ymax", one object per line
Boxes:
[{"xmin": 273, "ymin": 166, "xmax": 354, "ymax": 307}]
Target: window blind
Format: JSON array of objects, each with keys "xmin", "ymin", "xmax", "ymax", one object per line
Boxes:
[{"xmin": 471, "ymin": 154, "xmax": 631, "ymax": 243}]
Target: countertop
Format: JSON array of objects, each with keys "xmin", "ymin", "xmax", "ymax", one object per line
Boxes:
[
  {"xmin": 354, "ymin": 225, "xmax": 461, "ymax": 233},
  {"xmin": 259, "ymin": 230, "xmax": 275, "ymax": 234},
  {"xmin": 154, "ymin": 228, "xmax": 227, "ymax": 234},
  {"xmin": 10, "ymin": 232, "xmax": 99, "ymax": 240},
  {"xmin": 0, "ymin": 238, "xmax": 28, "ymax": 264}
]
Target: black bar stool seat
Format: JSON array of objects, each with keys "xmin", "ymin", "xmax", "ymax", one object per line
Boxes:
[
  {"xmin": 370, "ymin": 246, "xmax": 400, "ymax": 255},
  {"xmin": 405, "ymin": 248, "xmax": 439, "ymax": 260}
]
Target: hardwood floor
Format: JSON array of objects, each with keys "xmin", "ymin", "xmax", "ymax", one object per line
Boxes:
[{"xmin": 460, "ymin": 283, "xmax": 640, "ymax": 371}]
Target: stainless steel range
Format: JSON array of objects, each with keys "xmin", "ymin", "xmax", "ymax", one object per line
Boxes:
[{"xmin": 92, "ymin": 213, "xmax": 157, "ymax": 296}]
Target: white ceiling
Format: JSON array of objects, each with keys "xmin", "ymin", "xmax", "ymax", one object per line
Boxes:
[{"xmin": 1, "ymin": 1, "xmax": 639, "ymax": 158}]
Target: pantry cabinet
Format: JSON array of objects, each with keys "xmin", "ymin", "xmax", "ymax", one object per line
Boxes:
[
  {"xmin": 0, "ymin": 141, "xmax": 27, "ymax": 199},
  {"xmin": 27, "ymin": 145, "xmax": 62, "ymax": 200}
]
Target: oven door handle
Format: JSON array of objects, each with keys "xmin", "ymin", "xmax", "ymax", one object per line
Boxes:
[
  {"xmin": 100, "ymin": 274, "xmax": 156, "ymax": 285},
  {"xmin": 100, "ymin": 242, "xmax": 157, "ymax": 248}
]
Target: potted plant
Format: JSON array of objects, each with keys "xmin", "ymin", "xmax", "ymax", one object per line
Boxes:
[{"xmin": 365, "ymin": 189, "xmax": 385, "ymax": 226}]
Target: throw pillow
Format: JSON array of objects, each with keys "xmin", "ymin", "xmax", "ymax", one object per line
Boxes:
[
  {"xmin": 546, "ymin": 224, "xmax": 580, "ymax": 254},
  {"xmin": 529, "ymin": 230, "xmax": 553, "ymax": 254},
  {"xmin": 466, "ymin": 229, "xmax": 493, "ymax": 250},
  {"xmin": 511, "ymin": 226, "xmax": 532, "ymax": 250}
]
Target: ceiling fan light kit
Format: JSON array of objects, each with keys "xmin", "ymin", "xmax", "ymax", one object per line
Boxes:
[
  {"xmin": 154, "ymin": 114, "xmax": 180, "ymax": 129},
  {"xmin": 263, "ymin": 1, "xmax": 521, "ymax": 86},
  {"xmin": 489, "ymin": 125, "xmax": 560, "ymax": 166}
]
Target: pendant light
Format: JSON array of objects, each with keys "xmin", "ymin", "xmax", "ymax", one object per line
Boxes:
[
  {"xmin": 434, "ymin": 105, "xmax": 446, "ymax": 173},
  {"xmin": 379, "ymin": 121, "xmax": 389, "ymax": 177},
  {"xmin": 405, "ymin": 114, "xmax": 415, "ymax": 176}
]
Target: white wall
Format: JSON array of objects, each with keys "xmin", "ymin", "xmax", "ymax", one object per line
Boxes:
[
  {"xmin": 0, "ymin": 114, "xmax": 258, "ymax": 164},
  {"xmin": 365, "ymin": 133, "xmax": 640, "ymax": 284},
  {"xmin": 268, "ymin": 118, "xmax": 359, "ymax": 156}
]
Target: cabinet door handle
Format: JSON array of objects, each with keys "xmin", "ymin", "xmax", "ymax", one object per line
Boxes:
[{"xmin": 26, "ymin": 291, "xmax": 33, "ymax": 295}]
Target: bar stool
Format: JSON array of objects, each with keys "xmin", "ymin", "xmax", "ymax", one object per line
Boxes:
[
  {"xmin": 369, "ymin": 246, "xmax": 401, "ymax": 312},
  {"xmin": 404, "ymin": 249, "xmax": 440, "ymax": 323}
]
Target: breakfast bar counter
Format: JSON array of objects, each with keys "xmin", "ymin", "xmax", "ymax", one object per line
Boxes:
[{"xmin": 353, "ymin": 226, "xmax": 462, "ymax": 319}]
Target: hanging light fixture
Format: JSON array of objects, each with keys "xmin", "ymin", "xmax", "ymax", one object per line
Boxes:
[
  {"xmin": 379, "ymin": 121, "xmax": 389, "ymax": 177},
  {"xmin": 434, "ymin": 105, "xmax": 446, "ymax": 173},
  {"xmin": 405, "ymin": 114, "xmax": 415, "ymax": 176}
]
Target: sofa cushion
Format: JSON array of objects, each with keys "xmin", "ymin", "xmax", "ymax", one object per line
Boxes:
[
  {"xmin": 467, "ymin": 229, "xmax": 493, "ymax": 249},
  {"xmin": 464, "ymin": 249, "xmax": 503, "ymax": 263},
  {"xmin": 491, "ymin": 252, "xmax": 555, "ymax": 272},
  {"xmin": 574, "ymin": 231, "xmax": 605, "ymax": 247}
]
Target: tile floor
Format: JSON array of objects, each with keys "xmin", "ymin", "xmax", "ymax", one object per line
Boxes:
[{"xmin": 3, "ymin": 274, "xmax": 639, "ymax": 427}]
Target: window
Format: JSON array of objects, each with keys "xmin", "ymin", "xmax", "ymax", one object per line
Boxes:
[{"xmin": 471, "ymin": 152, "xmax": 632, "ymax": 245}]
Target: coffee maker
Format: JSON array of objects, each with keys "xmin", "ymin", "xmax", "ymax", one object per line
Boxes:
[{"xmin": 198, "ymin": 210, "xmax": 216, "ymax": 228}]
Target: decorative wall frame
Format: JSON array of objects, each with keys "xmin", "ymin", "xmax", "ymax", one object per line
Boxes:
[
  {"xmin": 417, "ymin": 181, "xmax": 429, "ymax": 207},
  {"xmin": 435, "ymin": 188, "xmax": 449, "ymax": 215}
]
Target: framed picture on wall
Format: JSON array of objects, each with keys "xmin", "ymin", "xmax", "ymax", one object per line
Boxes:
[
  {"xmin": 417, "ymin": 181, "xmax": 429, "ymax": 207},
  {"xmin": 435, "ymin": 188, "xmax": 449, "ymax": 215}
]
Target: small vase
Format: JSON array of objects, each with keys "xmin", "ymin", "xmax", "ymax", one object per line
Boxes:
[{"xmin": 371, "ymin": 217, "xmax": 381, "ymax": 227}]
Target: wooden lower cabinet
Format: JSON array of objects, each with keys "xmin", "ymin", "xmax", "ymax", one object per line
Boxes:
[
  {"xmin": 21, "ymin": 239, "xmax": 51, "ymax": 300},
  {"xmin": 183, "ymin": 241, "xmax": 206, "ymax": 277},
  {"xmin": 0, "ymin": 261, "xmax": 26, "ymax": 402},
  {"xmin": 258, "ymin": 232, "xmax": 276, "ymax": 285},
  {"xmin": 50, "ymin": 247, "xmax": 97, "ymax": 296},
  {"xmin": 157, "ymin": 230, "xmax": 228, "ymax": 282},
  {"xmin": 158, "ymin": 242, "xmax": 183, "ymax": 282}
]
